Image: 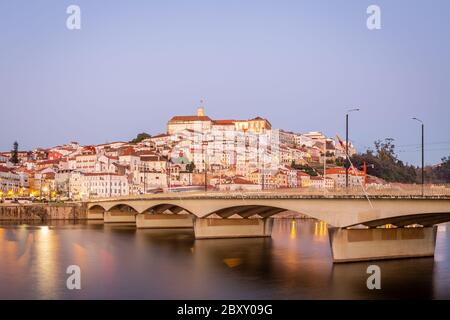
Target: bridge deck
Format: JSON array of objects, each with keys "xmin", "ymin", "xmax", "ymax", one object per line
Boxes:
[{"xmin": 86, "ymin": 192, "xmax": 450, "ymax": 203}]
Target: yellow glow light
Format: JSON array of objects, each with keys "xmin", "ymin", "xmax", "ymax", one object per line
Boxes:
[
  {"xmin": 290, "ymin": 219, "xmax": 296, "ymax": 239},
  {"xmin": 40, "ymin": 226, "xmax": 49, "ymax": 235}
]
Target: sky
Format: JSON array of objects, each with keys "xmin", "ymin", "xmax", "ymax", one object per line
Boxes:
[{"xmin": 0, "ymin": 0, "xmax": 449, "ymax": 165}]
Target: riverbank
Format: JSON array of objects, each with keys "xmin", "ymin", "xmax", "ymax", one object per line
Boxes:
[{"xmin": 0, "ymin": 203, "xmax": 86, "ymax": 221}]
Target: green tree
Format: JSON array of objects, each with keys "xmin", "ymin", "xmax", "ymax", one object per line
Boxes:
[
  {"xmin": 351, "ymin": 138, "xmax": 417, "ymax": 183},
  {"xmin": 290, "ymin": 162, "xmax": 318, "ymax": 176},
  {"xmin": 335, "ymin": 157, "xmax": 345, "ymax": 167},
  {"xmin": 426, "ymin": 156, "xmax": 450, "ymax": 183},
  {"xmin": 186, "ymin": 161, "xmax": 196, "ymax": 173},
  {"xmin": 130, "ymin": 132, "xmax": 151, "ymax": 143},
  {"xmin": 10, "ymin": 141, "xmax": 19, "ymax": 164}
]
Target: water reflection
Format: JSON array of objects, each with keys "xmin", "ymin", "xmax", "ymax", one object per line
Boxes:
[{"xmin": 0, "ymin": 219, "xmax": 449, "ymax": 299}]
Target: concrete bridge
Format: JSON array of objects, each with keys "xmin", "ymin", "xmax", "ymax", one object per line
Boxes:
[{"xmin": 86, "ymin": 193, "xmax": 450, "ymax": 262}]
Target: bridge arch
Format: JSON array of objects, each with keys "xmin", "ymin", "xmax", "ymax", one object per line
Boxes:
[
  {"xmin": 107, "ymin": 203, "xmax": 140, "ymax": 214},
  {"xmin": 204, "ymin": 205, "xmax": 307, "ymax": 219},
  {"xmin": 140, "ymin": 203, "xmax": 194, "ymax": 215},
  {"xmin": 87, "ymin": 203, "xmax": 107, "ymax": 211},
  {"xmin": 88, "ymin": 204, "xmax": 106, "ymax": 211},
  {"xmin": 86, "ymin": 204, "xmax": 107, "ymax": 220},
  {"xmin": 351, "ymin": 212, "xmax": 450, "ymax": 228}
]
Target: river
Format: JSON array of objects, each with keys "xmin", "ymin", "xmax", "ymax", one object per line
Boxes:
[{"xmin": 0, "ymin": 219, "xmax": 449, "ymax": 299}]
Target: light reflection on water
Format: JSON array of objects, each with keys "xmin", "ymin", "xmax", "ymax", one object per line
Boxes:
[{"xmin": 0, "ymin": 219, "xmax": 449, "ymax": 299}]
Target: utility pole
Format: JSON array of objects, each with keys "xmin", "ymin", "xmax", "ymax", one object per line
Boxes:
[
  {"xmin": 143, "ymin": 169, "xmax": 147, "ymax": 195},
  {"xmin": 345, "ymin": 108, "xmax": 360, "ymax": 189},
  {"xmin": 412, "ymin": 118, "xmax": 425, "ymax": 197},
  {"xmin": 323, "ymin": 140, "xmax": 326, "ymax": 191},
  {"xmin": 262, "ymin": 153, "xmax": 265, "ymax": 191},
  {"xmin": 202, "ymin": 141, "xmax": 208, "ymax": 192}
]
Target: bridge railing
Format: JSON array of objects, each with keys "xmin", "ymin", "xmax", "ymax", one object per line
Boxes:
[
  {"xmin": 83, "ymin": 184, "xmax": 450, "ymax": 201},
  {"xmin": 253, "ymin": 184, "xmax": 450, "ymax": 197}
]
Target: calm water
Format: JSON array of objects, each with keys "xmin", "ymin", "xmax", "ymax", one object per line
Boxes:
[{"xmin": 0, "ymin": 219, "xmax": 449, "ymax": 299}]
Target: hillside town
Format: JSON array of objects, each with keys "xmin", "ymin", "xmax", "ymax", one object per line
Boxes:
[{"xmin": 0, "ymin": 106, "xmax": 380, "ymax": 200}]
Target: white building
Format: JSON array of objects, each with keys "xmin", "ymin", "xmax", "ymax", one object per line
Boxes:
[
  {"xmin": 325, "ymin": 167, "xmax": 364, "ymax": 188},
  {"xmin": 75, "ymin": 152, "xmax": 97, "ymax": 172},
  {"xmin": 0, "ymin": 166, "xmax": 22, "ymax": 193},
  {"xmin": 81, "ymin": 173, "xmax": 129, "ymax": 199},
  {"xmin": 310, "ymin": 176, "xmax": 335, "ymax": 189},
  {"xmin": 96, "ymin": 155, "xmax": 119, "ymax": 173},
  {"xmin": 217, "ymin": 177, "xmax": 262, "ymax": 191},
  {"xmin": 138, "ymin": 172, "xmax": 167, "ymax": 192},
  {"xmin": 69, "ymin": 171, "xmax": 82, "ymax": 199},
  {"xmin": 139, "ymin": 155, "xmax": 167, "ymax": 172}
]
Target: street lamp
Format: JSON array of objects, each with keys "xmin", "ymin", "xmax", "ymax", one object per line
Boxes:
[
  {"xmin": 345, "ymin": 108, "xmax": 360, "ymax": 189},
  {"xmin": 412, "ymin": 117, "xmax": 424, "ymax": 197},
  {"xmin": 202, "ymin": 138, "xmax": 214, "ymax": 192},
  {"xmin": 202, "ymin": 140, "xmax": 209, "ymax": 192},
  {"xmin": 42, "ymin": 186, "xmax": 49, "ymax": 200}
]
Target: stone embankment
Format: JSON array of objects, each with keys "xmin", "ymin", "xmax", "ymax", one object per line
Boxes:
[{"xmin": 0, "ymin": 203, "xmax": 86, "ymax": 221}]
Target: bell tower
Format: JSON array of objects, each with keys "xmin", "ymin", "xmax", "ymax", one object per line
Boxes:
[{"xmin": 197, "ymin": 99, "xmax": 205, "ymax": 116}]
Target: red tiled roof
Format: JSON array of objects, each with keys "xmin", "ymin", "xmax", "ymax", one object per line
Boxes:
[
  {"xmin": 140, "ymin": 155, "xmax": 166, "ymax": 162},
  {"xmin": 169, "ymin": 116, "xmax": 212, "ymax": 122},
  {"xmin": 43, "ymin": 172, "xmax": 55, "ymax": 179},
  {"xmin": 213, "ymin": 120, "xmax": 236, "ymax": 125},
  {"xmin": 38, "ymin": 159, "xmax": 60, "ymax": 165},
  {"xmin": 96, "ymin": 141, "xmax": 126, "ymax": 147},
  {"xmin": 232, "ymin": 177, "xmax": 254, "ymax": 185},
  {"xmin": 83, "ymin": 172, "xmax": 122, "ymax": 177},
  {"xmin": 326, "ymin": 167, "xmax": 364, "ymax": 176},
  {"xmin": 135, "ymin": 150, "xmax": 157, "ymax": 156},
  {"xmin": 119, "ymin": 147, "xmax": 136, "ymax": 156},
  {"xmin": 150, "ymin": 133, "xmax": 169, "ymax": 139}
]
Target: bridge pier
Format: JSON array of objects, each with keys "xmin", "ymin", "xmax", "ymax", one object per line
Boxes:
[
  {"xmin": 104, "ymin": 211, "xmax": 136, "ymax": 223},
  {"xmin": 194, "ymin": 218, "xmax": 273, "ymax": 239},
  {"xmin": 136, "ymin": 214, "xmax": 194, "ymax": 229},
  {"xmin": 328, "ymin": 226, "xmax": 438, "ymax": 263}
]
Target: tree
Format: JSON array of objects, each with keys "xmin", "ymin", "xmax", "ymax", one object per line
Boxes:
[
  {"xmin": 10, "ymin": 141, "xmax": 19, "ymax": 164},
  {"xmin": 290, "ymin": 162, "xmax": 318, "ymax": 176},
  {"xmin": 130, "ymin": 132, "xmax": 151, "ymax": 143},
  {"xmin": 335, "ymin": 157, "xmax": 345, "ymax": 167},
  {"xmin": 426, "ymin": 156, "xmax": 450, "ymax": 183},
  {"xmin": 351, "ymin": 138, "xmax": 417, "ymax": 183},
  {"xmin": 186, "ymin": 161, "xmax": 196, "ymax": 173},
  {"xmin": 374, "ymin": 138, "xmax": 396, "ymax": 162}
]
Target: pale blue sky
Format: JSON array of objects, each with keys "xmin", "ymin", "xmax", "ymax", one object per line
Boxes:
[{"xmin": 0, "ymin": 0, "xmax": 449, "ymax": 165}]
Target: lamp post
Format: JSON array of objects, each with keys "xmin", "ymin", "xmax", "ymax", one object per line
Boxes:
[
  {"xmin": 143, "ymin": 168, "xmax": 147, "ymax": 195},
  {"xmin": 202, "ymin": 140, "xmax": 209, "ymax": 192},
  {"xmin": 201, "ymin": 138, "xmax": 215, "ymax": 192},
  {"xmin": 412, "ymin": 117, "xmax": 424, "ymax": 197},
  {"xmin": 345, "ymin": 108, "xmax": 360, "ymax": 189},
  {"xmin": 42, "ymin": 186, "xmax": 49, "ymax": 201}
]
